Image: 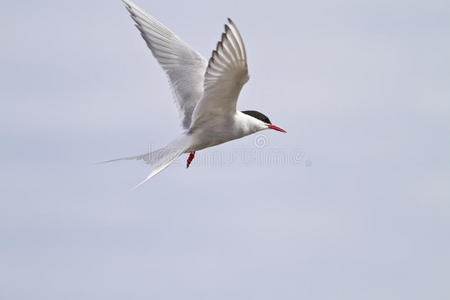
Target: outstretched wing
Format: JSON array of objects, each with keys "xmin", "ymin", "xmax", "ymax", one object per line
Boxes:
[
  {"xmin": 190, "ymin": 18, "xmax": 249, "ymax": 126},
  {"xmin": 123, "ymin": 0, "xmax": 208, "ymax": 129}
]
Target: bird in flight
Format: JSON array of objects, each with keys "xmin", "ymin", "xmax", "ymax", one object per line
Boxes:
[{"xmin": 107, "ymin": 0, "xmax": 287, "ymax": 187}]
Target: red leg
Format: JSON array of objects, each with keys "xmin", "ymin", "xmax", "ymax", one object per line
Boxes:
[{"xmin": 186, "ymin": 151, "xmax": 195, "ymax": 168}]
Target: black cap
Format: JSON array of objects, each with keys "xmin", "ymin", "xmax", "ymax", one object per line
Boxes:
[{"xmin": 241, "ymin": 110, "xmax": 271, "ymax": 124}]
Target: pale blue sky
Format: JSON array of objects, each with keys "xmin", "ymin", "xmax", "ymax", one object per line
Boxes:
[{"xmin": 1, "ymin": 0, "xmax": 450, "ymax": 299}]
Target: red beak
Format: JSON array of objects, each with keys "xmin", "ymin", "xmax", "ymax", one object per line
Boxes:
[{"xmin": 268, "ymin": 124, "xmax": 287, "ymax": 133}]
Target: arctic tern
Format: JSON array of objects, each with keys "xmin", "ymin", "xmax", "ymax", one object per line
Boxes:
[{"xmin": 107, "ymin": 0, "xmax": 287, "ymax": 187}]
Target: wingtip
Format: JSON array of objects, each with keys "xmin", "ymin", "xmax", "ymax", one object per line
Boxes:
[{"xmin": 122, "ymin": 0, "xmax": 136, "ymax": 11}]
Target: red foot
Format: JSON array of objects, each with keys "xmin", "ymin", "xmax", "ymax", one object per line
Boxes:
[{"xmin": 186, "ymin": 151, "xmax": 195, "ymax": 168}]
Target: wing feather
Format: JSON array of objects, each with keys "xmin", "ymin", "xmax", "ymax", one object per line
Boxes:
[
  {"xmin": 190, "ymin": 19, "xmax": 249, "ymax": 126},
  {"xmin": 123, "ymin": 0, "xmax": 207, "ymax": 129}
]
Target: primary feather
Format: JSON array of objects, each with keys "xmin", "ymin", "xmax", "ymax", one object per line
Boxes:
[
  {"xmin": 190, "ymin": 19, "xmax": 249, "ymax": 128},
  {"xmin": 123, "ymin": 0, "xmax": 207, "ymax": 129}
]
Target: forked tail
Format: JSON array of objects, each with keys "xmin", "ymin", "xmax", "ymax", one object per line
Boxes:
[{"xmin": 102, "ymin": 135, "xmax": 190, "ymax": 188}]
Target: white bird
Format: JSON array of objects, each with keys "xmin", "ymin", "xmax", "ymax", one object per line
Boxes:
[{"xmin": 107, "ymin": 0, "xmax": 287, "ymax": 187}]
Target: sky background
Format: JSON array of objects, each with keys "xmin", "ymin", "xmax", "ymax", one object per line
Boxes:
[{"xmin": 1, "ymin": 0, "xmax": 450, "ymax": 299}]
